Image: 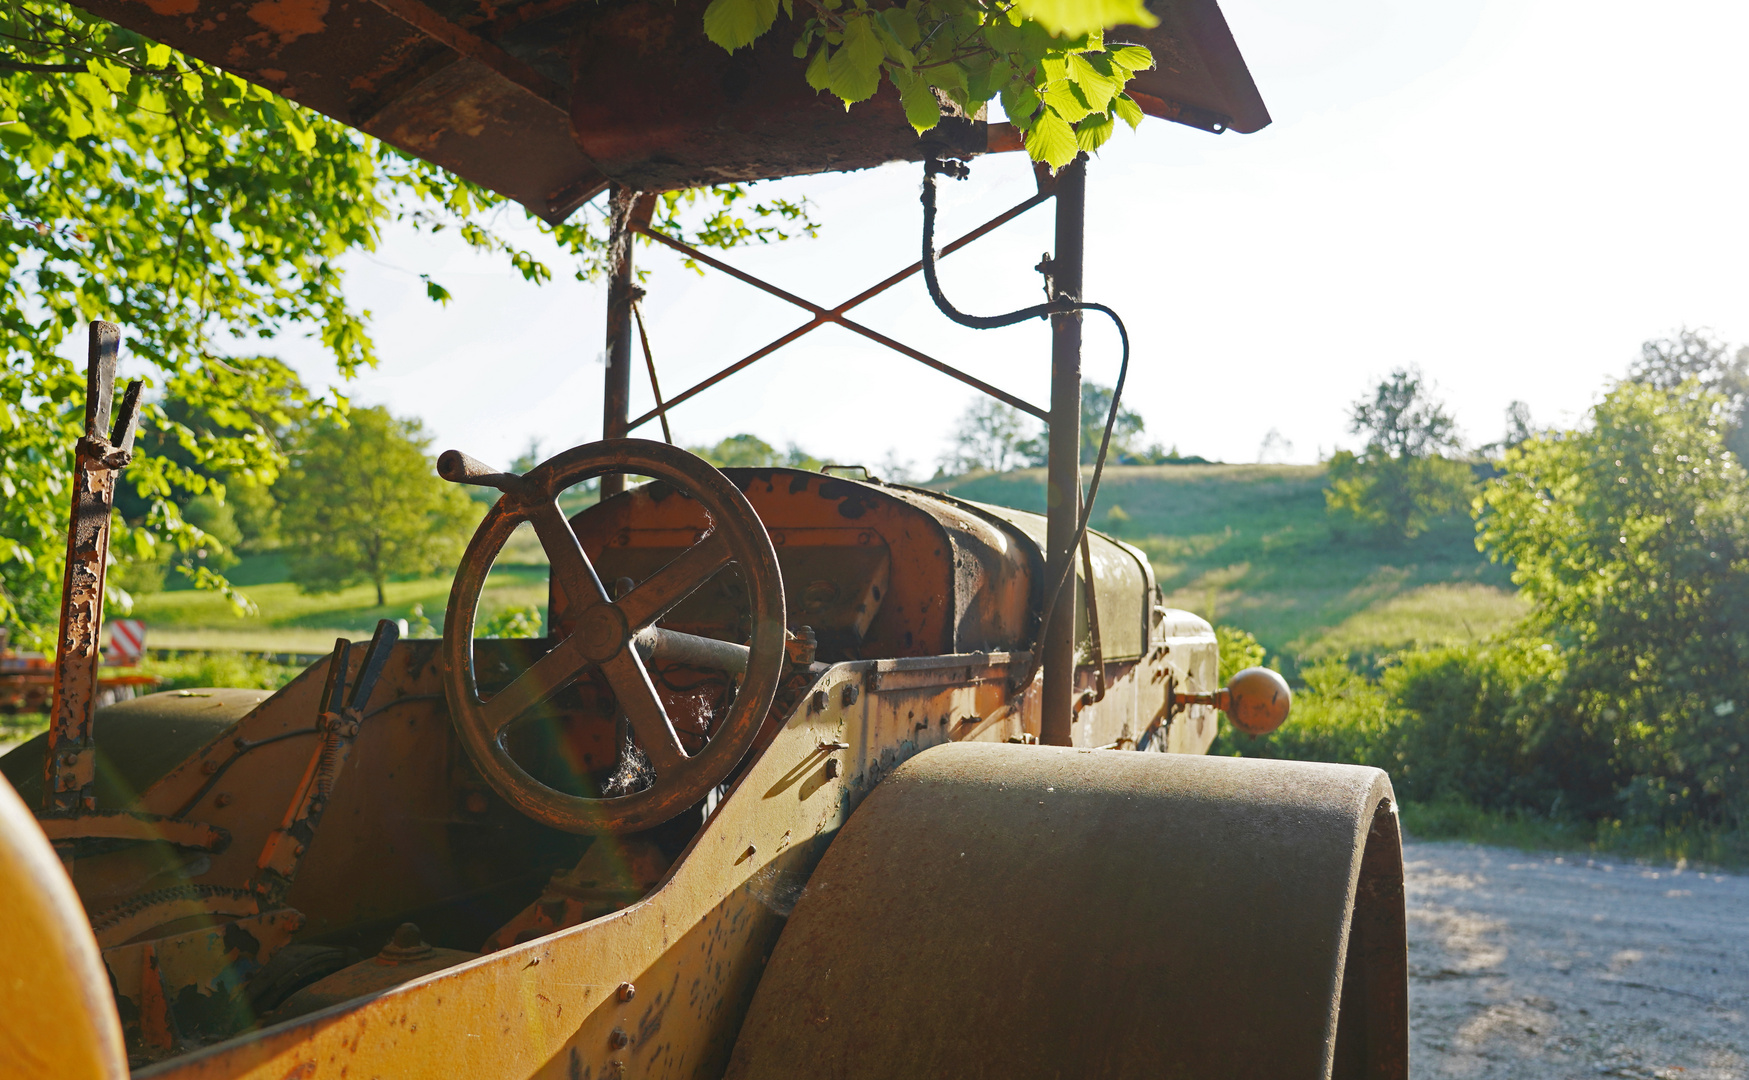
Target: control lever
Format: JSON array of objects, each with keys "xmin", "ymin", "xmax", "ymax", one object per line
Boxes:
[{"xmin": 249, "ymin": 619, "xmax": 400, "ymax": 904}]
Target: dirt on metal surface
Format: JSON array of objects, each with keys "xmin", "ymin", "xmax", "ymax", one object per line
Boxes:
[{"xmin": 1406, "ymin": 840, "xmax": 1749, "ymax": 1079}]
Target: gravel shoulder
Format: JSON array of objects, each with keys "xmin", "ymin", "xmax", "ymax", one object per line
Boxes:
[{"xmin": 1407, "ymin": 840, "xmax": 1749, "ymax": 1079}]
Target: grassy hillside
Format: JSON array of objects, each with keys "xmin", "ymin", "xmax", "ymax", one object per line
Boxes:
[
  {"xmin": 126, "ymin": 464, "xmax": 1525, "ymax": 668},
  {"xmin": 939, "ymin": 464, "xmax": 1525, "ymax": 669},
  {"xmin": 131, "ymin": 526, "xmax": 550, "ymax": 652}
]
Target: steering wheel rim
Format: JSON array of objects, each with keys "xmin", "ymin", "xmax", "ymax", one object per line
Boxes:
[{"xmin": 441, "ymin": 439, "xmax": 785, "ymax": 835}]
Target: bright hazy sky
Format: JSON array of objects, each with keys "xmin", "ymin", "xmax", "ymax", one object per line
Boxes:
[{"xmin": 271, "ymin": 0, "xmax": 1749, "ymax": 475}]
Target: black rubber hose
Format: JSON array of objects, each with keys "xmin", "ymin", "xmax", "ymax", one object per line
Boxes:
[{"xmin": 920, "ymin": 159, "xmax": 1131, "ymax": 678}]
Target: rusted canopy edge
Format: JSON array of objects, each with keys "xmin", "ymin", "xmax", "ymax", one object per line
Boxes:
[{"xmin": 66, "ymin": 0, "xmax": 1266, "ymax": 221}]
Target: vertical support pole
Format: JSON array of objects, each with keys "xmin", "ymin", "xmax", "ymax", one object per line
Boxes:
[
  {"xmin": 44, "ymin": 322, "xmax": 141, "ymax": 811},
  {"xmin": 1040, "ymin": 156, "xmax": 1086, "ymax": 748},
  {"xmin": 600, "ymin": 185, "xmax": 638, "ymax": 498}
]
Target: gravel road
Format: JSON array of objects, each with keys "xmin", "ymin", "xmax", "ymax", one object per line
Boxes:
[{"xmin": 1407, "ymin": 840, "xmax": 1749, "ymax": 1079}]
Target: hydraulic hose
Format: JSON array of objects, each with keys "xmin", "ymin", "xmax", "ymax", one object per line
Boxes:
[{"xmin": 920, "ymin": 158, "xmax": 1131, "ymax": 684}]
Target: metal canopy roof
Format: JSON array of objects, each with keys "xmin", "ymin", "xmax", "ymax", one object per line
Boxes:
[{"xmin": 70, "ymin": 0, "xmax": 1268, "ymax": 221}]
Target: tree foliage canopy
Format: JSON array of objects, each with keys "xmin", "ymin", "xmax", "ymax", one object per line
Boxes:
[
  {"xmin": 1473, "ymin": 379, "xmax": 1749, "ymax": 824},
  {"xmin": 277, "ymin": 408, "xmax": 477, "ymax": 607},
  {"xmin": 0, "ymin": 0, "xmax": 815, "ymax": 645},
  {"xmin": 703, "ymin": 0, "xmax": 1158, "ymax": 168}
]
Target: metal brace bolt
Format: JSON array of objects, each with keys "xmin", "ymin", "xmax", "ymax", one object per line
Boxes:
[
  {"xmin": 811, "ymin": 689, "xmax": 828, "ymax": 712},
  {"xmin": 840, "ymin": 683, "xmax": 859, "ymax": 707},
  {"xmin": 609, "ymin": 1028, "xmax": 630, "ymax": 1049},
  {"xmin": 617, "ymin": 982, "xmax": 636, "ymax": 1002}
]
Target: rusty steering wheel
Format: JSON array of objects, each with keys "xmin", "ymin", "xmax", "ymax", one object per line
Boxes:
[{"xmin": 438, "ymin": 439, "xmax": 785, "ymax": 835}]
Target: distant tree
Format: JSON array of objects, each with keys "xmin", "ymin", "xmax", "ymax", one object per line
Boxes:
[
  {"xmin": 509, "ymin": 439, "xmax": 545, "ymax": 474},
  {"xmin": 939, "ymin": 400, "xmax": 1038, "ymax": 476},
  {"xmin": 691, "ymin": 434, "xmax": 783, "ymax": 468},
  {"xmin": 877, "ymin": 450, "xmax": 921, "ymax": 484},
  {"xmin": 1629, "ymin": 328, "xmax": 1749, "ymax": 459},
  {"xmin": 1502, "ymin": 400, "xmax": 1536, "ymax": 449},
  {"xmin": 177, "ymin": 494, "xmax": 242, "ymax": 573},
  {"xmin": 1325, "ymin": 367, "xmax": 1473, "ymax": 543},
  {"xmin": 1079, "ymin": 382, "xmax": 1148, "ymax": 464},
  {"xmin": 1256, "ymin": 428, "xmax": 1294, "ymax": 464},
  {"xmin": 783, "ymin": 442, "xmax": 823, "ymax": 471},
  {"xmin": 278, "ymin": 408, "xmax": 476, "ymax": 607}
]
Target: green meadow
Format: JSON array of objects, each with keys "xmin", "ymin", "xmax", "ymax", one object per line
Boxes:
[
  {"xmin": 939, "ymin": 463, "xmax": 1525, "ymax": 670},
  {"xmin": 123, "ymin": 464, "xmax": 1525, "ymax": 672}
]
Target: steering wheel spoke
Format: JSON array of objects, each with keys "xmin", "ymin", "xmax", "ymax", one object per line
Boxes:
[
  {"xmin": 618, "ymin": 530, "xmax": 734, "ymax": 631},
  {"xmin": 479, "ymin": 634, "xmax": 593, "ymax": 737},
  {"xmin": 528, "ymin": 499, "xmax": 611, "ymax": 612},
  {"xmin": 598, "ymin": 650, "xmax": 688, "ymax": 776}
]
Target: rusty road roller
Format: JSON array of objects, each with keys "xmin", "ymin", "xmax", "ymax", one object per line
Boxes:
[{"xmin": 0, "ymin": 1, "xmax": 1407, "ymax": 1075}]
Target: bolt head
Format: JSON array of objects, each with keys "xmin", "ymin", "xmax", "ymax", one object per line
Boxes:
[
  {"xmin": 215, "ymin": 793, "xmax": 233, "ymax": 808},
  {"xmin": 609, "ymin": 1028, "xmax": 631, "ymax": 1049},
  {"xmin": 617, "ymin": 981, "xmax": 636, "ymax": 1002}
]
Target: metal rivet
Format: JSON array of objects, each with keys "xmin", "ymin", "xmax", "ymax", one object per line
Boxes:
[
  {"xmin": 215, "ymin": 793, "xmax": 232, "ymax": 807},
  {"xmin": 617, "ymin": 982, "xmax": 636, "ymax": 1002},
  {"xmin": 841, "ymin": 683, "xmax": 859, "ymax": 707},
  {"xmin": 201, "ymin": 760, "xmax": 220, "ymax": 775},
  {"xmin": 609, "ymin": 1028, "xmax": 631, "ymax": 1049}
]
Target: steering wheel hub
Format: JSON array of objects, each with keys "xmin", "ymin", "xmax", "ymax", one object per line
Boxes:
[{"xmin": 574, "ymin": 602, "xmax": 630, "ymax": 663}]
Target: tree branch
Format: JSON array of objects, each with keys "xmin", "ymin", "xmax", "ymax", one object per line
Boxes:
[{"xmin": 0, "ymin": 56, "xmax": 89, "ymax": 73}]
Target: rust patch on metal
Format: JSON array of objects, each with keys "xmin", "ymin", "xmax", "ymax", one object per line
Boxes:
[
  {"xmin": 246, "ymin": 0, "xmax": 329, "ymax": 43},
  {"xmin": 132, "ymin": 0, "xmax": 200, "ymax": 17},
  {"xmin": 43, "ymin": 322, "xmax": 141, "ymax": 813}
]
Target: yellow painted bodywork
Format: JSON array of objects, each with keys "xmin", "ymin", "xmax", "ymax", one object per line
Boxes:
[
  {"xmin": 136, "ymin": 631, "xmax": 1209, "ymax": 1078},
  {"xmin": 0, "ymin": 771, "xmax": 128, "ymax": 1080},
  {"xmin": 2, "ymin": 470, "xmax": 1219, "ymax": 1077}
]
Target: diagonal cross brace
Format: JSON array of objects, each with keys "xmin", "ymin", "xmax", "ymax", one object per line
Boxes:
[{"xmin": 627, "ymin": 189, "xmax": 1055, "ymax": 433}]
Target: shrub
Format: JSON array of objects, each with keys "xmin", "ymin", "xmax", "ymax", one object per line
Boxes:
[{"xmin": 143, "ymin": 652, "xmax": 298, "ymax": 692}]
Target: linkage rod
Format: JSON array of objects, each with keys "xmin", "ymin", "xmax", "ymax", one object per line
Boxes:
[{"xmin": 624, "ymin": 190, "xmax": 1055, "ymax": 432}]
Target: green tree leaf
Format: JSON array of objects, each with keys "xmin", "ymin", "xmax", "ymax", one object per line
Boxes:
[
  {"xmin": 805, "ymin": 43, "xmax": 831, "ymax": 90},
  {"xmin": 703, "ymin": 0, "xmax": 780, "ymax": 52},
  {"xmin": 1075, "ymin": 110, "xmax": 1114, "ymax": 152},
  {"xmin": 891, "ymin": 68, "xmax": 941, "ymax": 132},
  {"xmin": 1108, "ymin": 44, "xmax": 1154, "ymax": 73},
  {"xmin": 1042, "ymin": 77, "xmax": 1094, "ymax": 123},
  {"xmin": 1013, "ymin": 0, "xmax": 1157, "ymax": 38},
  {"xmin": 1024, "ymin": 107, "xmax": 1078, "ymax": 169},
  {"xmin": 1001, "ymin": 81, "xmax": 1042, "ymax": 127},
  {"xmin": 1066, "ymin": 52, "xmax": 1118, "ymax": 112},
  {"xmin": 1112, "ymin": 91, "xmax": 1144, "ymax": 129},
  {"xmin": 825, "ymin": 14, "xmax": 885, "ymax": 104}
]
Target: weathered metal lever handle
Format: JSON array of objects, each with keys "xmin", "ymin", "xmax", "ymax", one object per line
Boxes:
[{"xmin": 438, "ymin": 449, "xmax": 524, "ymax": 494}]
